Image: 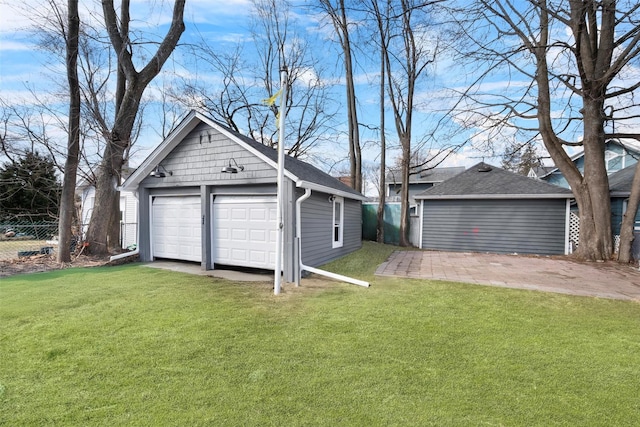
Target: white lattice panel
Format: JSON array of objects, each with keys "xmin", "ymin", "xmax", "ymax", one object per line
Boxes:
[{"xmin": 570, "ymin": 212, "xmax": 580, "ymax": 247}]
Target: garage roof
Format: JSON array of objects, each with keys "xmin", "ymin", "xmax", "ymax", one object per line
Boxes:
[
  {"xmin": 122, "ymin": 110, "xmax": 365, "ymax": 200},
  {"xmin": 415, "ymin": 162, "xmax": 573, "ymax": 200}
]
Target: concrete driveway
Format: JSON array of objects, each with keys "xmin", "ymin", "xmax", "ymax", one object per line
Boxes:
[{"xmin": 375, "ymin": 251, "xmax": 640, "ymax": 301}]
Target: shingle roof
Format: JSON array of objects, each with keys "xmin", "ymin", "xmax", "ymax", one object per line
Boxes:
[
  {"xmin": 415, "ymin": 162, "xmax": 573, "ymax": 199},
  {"xmin": 386, "ymin": 166, "xmax": 465, "ymax": 184},
  {"xmin": 608, "ymin": 164, "xmax": 636, "ymax": 195},
  {"xmin": 213, "ymin": 120, "xmax": 363, "ymax": 198}
]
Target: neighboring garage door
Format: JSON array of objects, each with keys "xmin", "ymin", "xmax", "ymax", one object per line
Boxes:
[
  {"xmin": 152, "ymin": 196, "xmax": 202, "ymax": 262},
  {"xmin": 421, "ymin": 199, "xmax": 567, "ymax": 255},
  {"xmin": 212, "ymin": 196, "xmax": 277, "ymax": 269}
]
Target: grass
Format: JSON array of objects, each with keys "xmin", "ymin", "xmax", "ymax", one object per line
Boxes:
[{"xmin": 1, "ymin": 242, "xmax": 639, "ymax": 426}]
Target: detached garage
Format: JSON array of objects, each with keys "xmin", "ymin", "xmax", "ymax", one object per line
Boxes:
[
  {"xmin": 120, "ymin": 110, "xmax": 365, "ymax": 282},
  {"xmin": 415, "ymin": 163, "xmax": 573, "ymax": 255}
]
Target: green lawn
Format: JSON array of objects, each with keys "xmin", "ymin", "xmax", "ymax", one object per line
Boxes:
[{"xmin": 1, "ymin": 242, "xmax": 639, "ymax": 426}]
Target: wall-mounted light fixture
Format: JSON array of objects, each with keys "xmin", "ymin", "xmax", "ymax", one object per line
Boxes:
[
  {"xmin": 150, "ymin": 165, "xmax": 173, "ymax": 178},
  {"xmin": 221, "ymin": 158, "xmax": 244, "ymax": 174},
  {"xmin": 328, "ymin": 195, "xmax": 336, "ymax": 203}
]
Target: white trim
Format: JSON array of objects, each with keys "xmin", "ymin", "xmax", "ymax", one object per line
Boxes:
[
  {"xmin": 296, "ymin": 180, "xmax": 366, "ymax": 201},
  {"xmin": 418, "ymin": 200, "xmax": 424, "ymax": 249},
  {"xmin": 332, "ymin": 196, "xmax": 344, "ymax": 249},
  {"xmin": 564, "ymin": 199, "xmax": 571, "ymax": 255},
  {"xmin": 149, "ymin": 195, "xmax": 155, "ymax": 259},
  {"xmin": 415, "ymin": 194, "xmax": 573, "ymax": 200}
]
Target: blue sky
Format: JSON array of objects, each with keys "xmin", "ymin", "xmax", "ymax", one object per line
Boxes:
[
  {"xmin": 2, "ymin": 0, "xmax": 637, "ymax": 195},
  {"xmin": 0, "ymin": 0, "xmax": 483, "ymax": 184}
]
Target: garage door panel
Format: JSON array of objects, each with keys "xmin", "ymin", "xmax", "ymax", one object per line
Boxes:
[
  {"xmin": 213, "ymin": 196, "xmax": 277, "ymax": 269},
  {"xmin": 152, "ymin": 196, "xmax": 201, "ymax": 262}
]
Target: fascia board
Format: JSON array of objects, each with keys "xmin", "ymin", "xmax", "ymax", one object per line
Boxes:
[
  {"xmin": 296, "ymin": 180, "xmax": 367, "ymax": 201},
  {"xmin": 415, "ymin": 193, "xmax": 574, "ymax": 200}
]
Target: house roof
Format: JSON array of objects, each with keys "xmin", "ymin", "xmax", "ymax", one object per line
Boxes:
[
  {"xmin": 122, "ymin": 110, "xmax": 365, "ymax": 200},
  {"xmin": 608, "ymin": 164, "xmax": 637, "ymax": 197},
  {"xmin": 386, "ymin": 166, "xmax": 465, "ymax": 184},
  {"xmin": 537, "ymin": 139, "xmax": 640, "ymax": 179},
  {"xmin": 414, "ymin": 162, "xmax": 573, "ymax": 200}
]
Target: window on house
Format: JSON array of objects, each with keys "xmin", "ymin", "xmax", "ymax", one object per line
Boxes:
[
  {"xmin": 605, "ymin": 150, "xmax": 623, "ymax": 171},
  {"xmin": 332, "ymin": 196, "xmax": 344, "ymax": 248}
]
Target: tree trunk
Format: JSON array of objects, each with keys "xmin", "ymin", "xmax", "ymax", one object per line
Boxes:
[
  {"xmin": 57, "ymin": 0, "xmax": 81, "ymax": 263},
  {"xmin": 376, "ymin": 48, "xmax": 386, "ymax": 243},
  {"xmin": 534, "ymin": 4, "xmax": 612, "ymax": 262},
  {"xmin": 618, "ymin": 161, "xmax": 640, "ymax": 263},
  {"xmin": 576, "ymin": 101, "xmax": 612, "ymax": 260},
  {"xmin": 85, "ymin": 135, "xmax": 127, "ymax": 254},
  {"xmin": 398, "ymin": 139, "xmax": 411, "ymax": 247},
  {"xmin": 85, "ymin": 0, "xmax": 185, "ymax": 255}
]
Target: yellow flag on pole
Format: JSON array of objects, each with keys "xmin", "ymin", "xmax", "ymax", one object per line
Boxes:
[{"xmin": 262, "ymin": 89, "xmax": 282, "ymax": 106}]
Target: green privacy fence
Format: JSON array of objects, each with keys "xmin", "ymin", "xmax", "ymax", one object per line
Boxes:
[{"xmin": 362, "ymin": 203, "xmax": 402, "ymax": 245}]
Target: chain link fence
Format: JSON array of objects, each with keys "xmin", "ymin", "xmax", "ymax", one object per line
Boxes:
[{"xmin": 0, "ymin": 220, "xmax": 60, "ymax": 261}]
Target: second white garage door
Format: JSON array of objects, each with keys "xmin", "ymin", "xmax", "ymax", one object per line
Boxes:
[{"xmin": 212, "ymin": 196, "xmax": 277, "ymax": 269}]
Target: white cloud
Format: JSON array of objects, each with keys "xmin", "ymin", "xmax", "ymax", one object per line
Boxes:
[{"xmin": 0, "ymin": 40, "xmax": 31, "ymax": 51}]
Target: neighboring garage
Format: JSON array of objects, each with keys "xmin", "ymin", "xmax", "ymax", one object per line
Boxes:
[
  {"xmin": 151, "ymin": 195, "xmax": 202, "ymax": 262},
  {"xmin": 415, "ymin": 163, "xmax": 574, "ymax": 256}
]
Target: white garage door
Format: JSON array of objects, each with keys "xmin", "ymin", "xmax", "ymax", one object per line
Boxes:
[
  {"xmin": 212, "ymin": 196, "xmax": 277, "ymax": 269},
  {"xmin": 152, "ymin": 196, "xmax": 202, "ymax": 262}
]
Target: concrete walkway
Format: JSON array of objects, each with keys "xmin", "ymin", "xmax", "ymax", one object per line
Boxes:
[
  {"xmin": 375, "ymin": 251, "xmax": 640, "ymax": 301},
  {"xmin": 143, "ymin": 261, "xmax": 272, "ymax": 282}
]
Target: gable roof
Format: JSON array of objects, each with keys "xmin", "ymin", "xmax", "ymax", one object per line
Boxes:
[
  {"xmin": 415, "ymin": 162, "xmax": 573, "ymax": 200},
  {"xmin": 538, "ymin": 139, "xmax": 640, "ymax": 179},
  {"xmin": 608, "ymin": 164, "xmax": 637, "ymax": 197},
  {"xmin": 386, "ymin": 166, "xmax": 465, "ymax": 184},
  {"xmin": 122, "ymin": 110, "xmax": 365, "ymax": 200}
]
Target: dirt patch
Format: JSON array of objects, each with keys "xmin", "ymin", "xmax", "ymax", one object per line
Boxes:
[{"xmin": 0, "ymin": 253, "xmax": 134, "ymax": 278}]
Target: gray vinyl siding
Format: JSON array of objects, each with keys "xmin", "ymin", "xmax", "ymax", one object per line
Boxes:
[
  {"xmin": 140, "ymin": 123, "xmax": 276, "ymax": 188},
  {"xmin": 300, "ymin": 192, "xmax": 362, "ymax": 267},
  {"xmin": 422, "ymin": 199, "xmax": 566, "ymax": 255}
]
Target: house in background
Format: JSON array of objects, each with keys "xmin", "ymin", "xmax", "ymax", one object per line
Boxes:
[
  {"xmin": 608, "ymin": 164, "xmax": 640, "ymax": 234},
  {"xmin": 415, "ymin": 162, "xmax": 574, "ymax": 255},
  {"xmin": 386, "ymin": 166, "xmax": 465, "ymax": 203},
  {"xmin": 536, "ymin": 140, "xmax": 640, "ymax": 188},
  {"xmin": 121, "ymin": 110, "xmax": 365, "ymax": 282},
  {"xmin": 77, "ymin": 168, "xmax": 138, "ymax": 250},
  {"xmin": 362, "ymin": 166, "xmax": 465, "ymax": 245}
]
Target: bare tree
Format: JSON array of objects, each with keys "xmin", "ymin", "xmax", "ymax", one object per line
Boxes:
[
  {"xmin": 84, "ymin": 0, "xmax": 186, "ymax": 255},
  {"xmin": 176, "ymin": 0, "xmax": 336, "ymax": 159},
  {"xmin": 381, "ymin": 0, "xmax": 441, "ymax": 246},
  {"xmin": 57, "ymin": 0, "xmax": 81, "ymax": 263},
  {"xmin": 450, "ymin": 0, "xmax": 640, "ymax": 261},
  {"xmin": 317, "ymin": 0, "xmax": 363, "ymax": 192},
  {"xmin": 367, "ymin": 0, "xmax": 392, "ymax": 243}
]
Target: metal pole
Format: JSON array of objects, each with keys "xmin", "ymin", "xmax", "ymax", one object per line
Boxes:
[{"xmin": 274, "ymin": 67, "xmax": 288, "ymax": 295}]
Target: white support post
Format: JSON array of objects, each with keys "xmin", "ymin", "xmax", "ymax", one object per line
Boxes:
[{"xmin": 274, "ymin": 67, "xmax": 288, "ymax": 295}]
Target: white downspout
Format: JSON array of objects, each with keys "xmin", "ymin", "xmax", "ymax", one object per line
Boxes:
[{"xmin": 296, "ymin": 187, "xmax": 369, "ymax": 288}]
